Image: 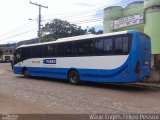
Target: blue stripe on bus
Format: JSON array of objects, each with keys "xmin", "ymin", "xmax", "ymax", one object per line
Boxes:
[
  {"xmin": 81, "ymin": 65, "xmax": 127, "ymax": 78},
  {"xmin": 31, "ymin": 70, "xmax": 66, "ymax": 75},
  {"xmin": 14, "ymin": 65, "xmax": 128, "ymax": 79}
]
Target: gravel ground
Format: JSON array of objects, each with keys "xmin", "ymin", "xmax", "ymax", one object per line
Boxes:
[{"xmin": 0, "ymin": 63, "xmax": 160, "ymax": 114}]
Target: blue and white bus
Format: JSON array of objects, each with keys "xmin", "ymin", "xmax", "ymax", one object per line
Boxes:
[{"xmin": 13, "ymin": 30, "xmax": 151, "ymax": 84}]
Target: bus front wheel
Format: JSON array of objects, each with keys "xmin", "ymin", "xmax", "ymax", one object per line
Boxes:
[
  {"xmin": 68, "ymin": 70, "xmax": 80, "ymax": 85},
  {"xmin": 22, "ymin": 68, "xmax": 29, "ymax": 77}
]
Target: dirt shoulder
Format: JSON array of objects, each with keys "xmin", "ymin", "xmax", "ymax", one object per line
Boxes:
[{"xmin": 0, "ymin": 91, "xmax": 49, "ymax": 114}]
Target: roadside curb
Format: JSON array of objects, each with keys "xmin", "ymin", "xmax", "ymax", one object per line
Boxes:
[{"xmin": 132, "ymin": 82, "xmax": 160, "ymax": 88}]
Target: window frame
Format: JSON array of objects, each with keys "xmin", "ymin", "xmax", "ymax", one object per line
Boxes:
[{"xmin": 15, "ymin": 33, "xmax": 132, "ymax": 60}]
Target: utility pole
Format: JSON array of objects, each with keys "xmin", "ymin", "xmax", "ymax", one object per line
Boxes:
[{"xmin": 30, "ymin": 1, "xmax": 48, "ymax": 42}]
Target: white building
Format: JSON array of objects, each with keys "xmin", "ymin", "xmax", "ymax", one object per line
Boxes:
[{"xmin": 0, "ymin": 47, "xmax": 14, "ymax": 62}]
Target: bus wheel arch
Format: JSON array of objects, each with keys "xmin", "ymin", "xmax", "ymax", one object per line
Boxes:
[
  {"xmin": 67, "ymin": 69, "xmax": 80, "ymax": 85},
  {"xmin": 22, "ymin": 67, "xmax": 29, "ymax": 77}
]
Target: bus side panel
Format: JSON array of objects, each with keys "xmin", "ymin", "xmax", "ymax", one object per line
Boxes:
[
  {"xmin": 79, "ymin": 58, "xmax": 138, "ymax": 83},
  {"xmin": 14, "ymin": 66, "xmax": 22, "ymax": 75},
  {"xmin": 14, "ymin": 65, "xmax": 68, "ymax": 80},
  {"xmin": 78, "ymin": 56, "xmax": 131, "ymax": 82},
  {"xmin": 98, "ymin": 59, "xmax": 138, "ymax": 83},
  {"xmin": 79, "ymin": 69, "xmax": 98, "ymax": 82},
  {"xmin": 27, "ymin": 67, "xmax": 68, "ymax": 79}
]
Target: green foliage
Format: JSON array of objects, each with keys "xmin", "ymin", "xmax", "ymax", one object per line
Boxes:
[
  {"xmin": 96, "ymin": 30, "xmax": 103, "ymax": 34},
  {"xmin": 40, "ymin": 34, "xmax": 56, "ymax": 43},
  {"xmin": 88, "ymin": 27, "xmax": 96, "ymax": 34},
  {"xmin": 41, "ymin": 19, "xmax": 87, "ymax": 42},
  {"xmin": 41, "ymin": 19, "xmax": 103, "ymax": 42}
]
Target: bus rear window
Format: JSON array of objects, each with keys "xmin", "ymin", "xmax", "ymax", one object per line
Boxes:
[{"xmin": 114, "ymin": 35, "xmax": 132, "ymax": 55}]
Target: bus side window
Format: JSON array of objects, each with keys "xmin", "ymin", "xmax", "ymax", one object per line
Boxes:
[
  {"xmin": 47, "ymin": 45, "xmax": 53, "ymax": 57},
  {"xmin": 64, "ymin": 42, "xmax": 73, "ymax": 56},
  {"xmin": 95, "ymin": 39, "xmax": 104, "ymax": 55},
  {"xmin": 73, "ymin": 41, "xmax": 85, "ymax": 56},
  {"xmin": 32, "ymin": 46, "xmax": 43, "ymax": 58},
  {"xmin": 44, "ymin": 45, "xmax": 51, "ymax": 57},
  {"xmin": 84, "ymin": 39, "xmax": 95, "ymax": 56},
  {"xmin": 22, "ymin": 47, "xmax": 31, "ymax": 59},
  {"xmin": 43, "ymin": 44, "xmax": 57, "ymax": 57},
  {"xmin": 104, "ymin": 38, "xmax": 113, "ymax": 55},
  {"xmin": 44, "ymin": 45, "xmax": 56, "ymax": 57},
  {"xmin": 52, "ymin": 44, "xmax": 57, "ymax": 57},
  {"xmin": 122, "ymin": 37, "xmax": 129, "ymax": 54},
  {"xmin": 16, "ymin": 49, "xmax": 22, "ymax": 61},
  {"xmin": 115, "ymin": 37, "xmax": 123, "ymax": 54},
  {"xmin": 57, "ymin": 43, "xmax": 65, "ymax": 57}
]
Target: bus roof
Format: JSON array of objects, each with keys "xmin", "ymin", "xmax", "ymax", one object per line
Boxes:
[{"xmin": 17, "ymin": 30, "xmax": 129, "ymax": 49}]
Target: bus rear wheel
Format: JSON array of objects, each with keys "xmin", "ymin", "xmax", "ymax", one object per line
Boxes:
[
  {"xmin": 68, "ymin": 70, "xmax": 80, "ymax": 85},
  {"xmin": 22, "ymin": 68, "xmax": 29, "ymax": 77}
]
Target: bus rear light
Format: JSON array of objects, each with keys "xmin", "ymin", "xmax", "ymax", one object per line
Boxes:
[{"xmin": 135, "ymin": 61, "xmax": 140, "ymax": 74}]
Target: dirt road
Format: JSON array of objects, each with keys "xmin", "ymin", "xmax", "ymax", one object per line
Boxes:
[{"xmin": 0, "ymin": 63, "xmax": 160, "ymax": 114}]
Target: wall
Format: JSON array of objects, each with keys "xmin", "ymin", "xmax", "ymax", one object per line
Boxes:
[{"xmin": 103, "ymin": 1, "xmax": 144, "ymax": 33}]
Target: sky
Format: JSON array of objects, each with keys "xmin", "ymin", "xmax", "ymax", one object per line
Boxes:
[{"xmin": 0, "ymin": 0, "xmax": 143, "ymax": 44}]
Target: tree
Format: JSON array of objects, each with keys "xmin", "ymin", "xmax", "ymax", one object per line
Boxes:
[
  {"xmin": 41, "ymin": 19, "xmax": 103, "ymax": 42},
  {"xmin": 40, "ymin": 34, "xmax": 56, "ymax": 43},
  {"xmin": 88, "ymin": 27, "xmax": 96, "ymax": 34},
  {"xmin": 41, "ymin": 19, "xmax": 87, "ymax": 42},
  {"xmin": 96, "ymin": 30, "xmax": 103, "ymax": 34},
  {"xmin": 88, "ymin": 27, "xmax": 103, "ymax": 34}
]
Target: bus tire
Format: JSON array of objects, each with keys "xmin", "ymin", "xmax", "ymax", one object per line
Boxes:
[
  {"xmin": 68, "ymin": 70, "xmax": 80, "ymax": 85},
  {"xmin": 22, "ymin": 68, "xmax": 29, "ymax": 77}
]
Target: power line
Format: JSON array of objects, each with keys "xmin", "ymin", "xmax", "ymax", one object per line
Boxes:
[
  {"xmin": 43, "ymin": 0, "xmax": 143, "ymax": 19},
  {"xmin": 1, "ymin": 7, "xmax": 143, "ymax": 42},
  {"xmin": 0, "ymin": 28, "xmax": 37, "ymax": 42},
  {"xmin": 0, "ymin": 1, "xmax": 145, "ymax": 42},
  {"xmin": 30, "ymin": 0, "xmax": 48, "ymax": 42},
  {"xmin": 41, "ymin": 0, "xmax": 144, "ymax": 25},
  {"xmin": 0, "ymin": 10, "xmax": 142, "ymax": 39},
  {"xmin": 43, "ymin": 1, "xmax": 144, "ymax": 24},
  {"xmin": 0, "ymin": 21, "xmax": 35, "ymax": 37}
]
